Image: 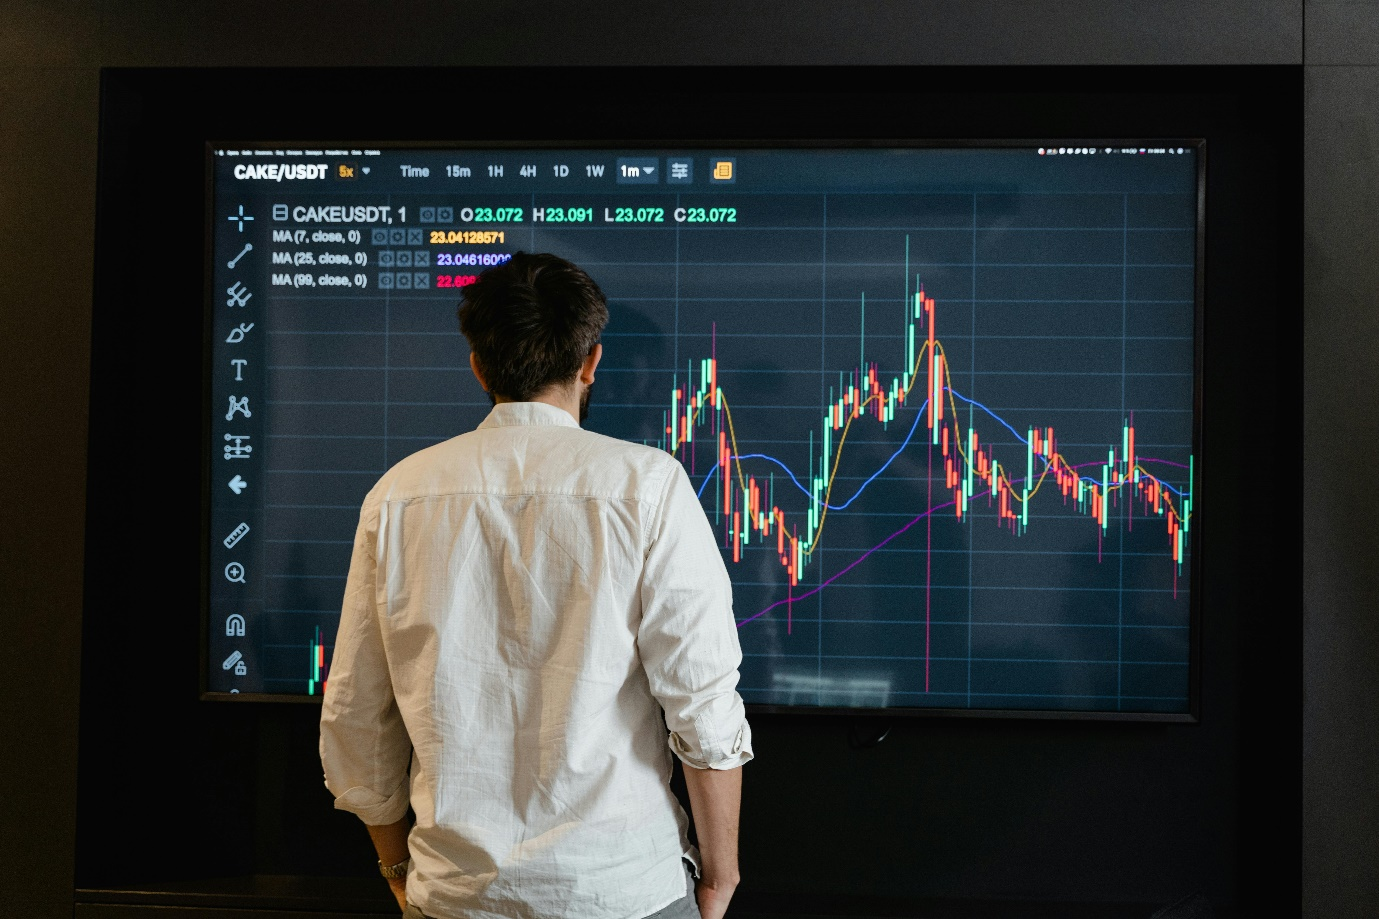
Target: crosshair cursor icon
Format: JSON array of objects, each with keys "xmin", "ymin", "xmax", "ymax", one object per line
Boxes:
[{"xmin": 228, "ymin": 206, "xmax": 254, "ymax": 232}]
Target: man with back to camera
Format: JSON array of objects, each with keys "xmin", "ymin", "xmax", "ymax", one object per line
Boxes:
[{"xmin": 319, "ymin": 252, "xmax": 752, "ymax": 919}]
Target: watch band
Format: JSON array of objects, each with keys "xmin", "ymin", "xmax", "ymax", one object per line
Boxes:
[{"xmin": 378, "ymin": 857, "xmax": 411, "ymax": 879}]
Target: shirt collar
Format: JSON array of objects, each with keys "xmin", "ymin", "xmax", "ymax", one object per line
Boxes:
[{"xmin": 477, "ymin": 401, "xmax": 581, "ymax": 430}]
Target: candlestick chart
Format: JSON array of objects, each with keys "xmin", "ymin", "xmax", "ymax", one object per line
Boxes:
[{"xmin": 638, "ymin": 237, "xmax": 1195, "ymax": 713}]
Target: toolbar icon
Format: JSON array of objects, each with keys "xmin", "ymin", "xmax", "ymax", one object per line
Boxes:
[
  {"xmin": 668, "ymin": 160, "xmax": 693, "ymax": 184},
  {"xmin": 227, "ymin": 205, "xmax": 254, "ymax": 232},
  {"xmin": 228, "ymin": 474, "xmax": 247, "ymax": 495},
  {"xmin": 226, "ymin": 614, "xmax": 246, "ymax": 637},
  {"xmin": 711, "ymin": 159, "xmax": 736, "ymax": 183},
  {"xmin": 224, "ymin": 433, "xmax": 252, "ymax": 459},
  {"xmin": 226, "ymin": 282, "xmax": 252, "ymax": 307},
  {"xmin": 226, "ymin": 322, "xmax": 255, "ymax": 344},
  {"xmin": 224, "ymin": 562, "xmax": 246, "ymax": 583},
  {"xmin": 221, "ymin": 650, "xmax": 248, "ymax": 676},
  {"xmin": 226, "ymin": 395, "xmax": 251, "ymax": 420},
  {"xmin": 223, "ymin": 522, "xmax": 250, "ymax": 549},
  {"xmin": 273, "ymin": 204, "xmax": 289, "ymax": 220},
  {"xmin": 228, "ymin": 243, "xmax": 253, "ymax": 269}
]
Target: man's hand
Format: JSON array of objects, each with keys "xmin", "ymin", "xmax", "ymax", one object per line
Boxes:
[{"xmin": 695, "ymin": 873, "xmax": 739, "ymax": 919}]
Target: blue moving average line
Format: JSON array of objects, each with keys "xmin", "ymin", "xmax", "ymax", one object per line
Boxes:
[{"xmin": 694, "ymin": 387, "xmax": 1189, "ymax": 507}]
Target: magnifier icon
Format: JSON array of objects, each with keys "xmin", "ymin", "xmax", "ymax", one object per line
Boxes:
[{"xmin": 224, "ymin": 562, "xmax": 246, "ymax": 584}]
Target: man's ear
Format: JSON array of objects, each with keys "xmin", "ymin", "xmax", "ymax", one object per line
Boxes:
[
  {"xmin": 579, "ymin": 343, "xmax": 603, "ymax": 385},
  {"xmin": 469, "ymin": 352, "xmax": 489, "ymax": 391}
]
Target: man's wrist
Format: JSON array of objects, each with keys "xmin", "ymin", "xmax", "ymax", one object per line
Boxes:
[{"xmin": 698, "ymin": 869, "xmax": 740, "ymax": 889}]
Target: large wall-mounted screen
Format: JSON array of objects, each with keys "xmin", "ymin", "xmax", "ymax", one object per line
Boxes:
[{"xmin": 206, "ymin": 142, "xmax": 1200, "ymax": 717}]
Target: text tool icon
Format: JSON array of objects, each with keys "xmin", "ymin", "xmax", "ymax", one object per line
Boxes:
[
  {"xmin": 711, "ymin": 159, "xmax": 736, "ymax": 183},
  {"xmin": 223, "ymin": 522, "xmax": 250, "ymax": 549}
]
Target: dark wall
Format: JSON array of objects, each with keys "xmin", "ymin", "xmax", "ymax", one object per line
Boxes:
[
  {"xmin": 0, "ymin": 3, "xmax": 1361, "ymax": 918},
  {"xmin": 1304, "ymin": 5, "xmax": 1379, "ymax": 917}
]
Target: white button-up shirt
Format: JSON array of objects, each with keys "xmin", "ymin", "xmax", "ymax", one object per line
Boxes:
[{"xmin": 320, "ymin": 401, "xmax": 753, "ymax": 919}]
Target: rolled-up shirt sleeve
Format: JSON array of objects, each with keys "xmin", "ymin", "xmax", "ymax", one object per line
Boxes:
[
  {"xmin": 638, "ymin": 461, "xmax": 754, "ymax": 771},
  {"xmin": 319, "ymin": 499, "xmax": 413, "ymax": 824}
]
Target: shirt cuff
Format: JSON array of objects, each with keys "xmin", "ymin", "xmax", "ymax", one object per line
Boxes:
[
  {"xmin": 329, "ymin": 780, "xmax": 411, "ymax": 825},
  {"xmin": 669, "ymin": 718, "xmax": 754, "ymax": 770}
]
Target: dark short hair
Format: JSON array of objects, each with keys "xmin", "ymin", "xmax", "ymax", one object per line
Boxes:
[{"xmin": 457, "ymin": 252, "xmax": 609, "ymax": 401}]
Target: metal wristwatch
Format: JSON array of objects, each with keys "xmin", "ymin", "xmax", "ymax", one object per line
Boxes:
[{"xmin": 378, "ymin": 857, "xmax": 411, "ymax": 878}]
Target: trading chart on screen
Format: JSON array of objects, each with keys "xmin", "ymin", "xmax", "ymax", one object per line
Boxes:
[{"xmin": 207, "ymin": 144, "xmax": 1198, "ymax": 715}]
